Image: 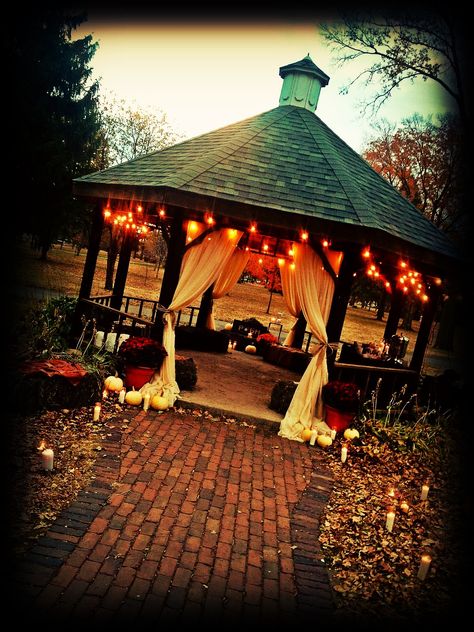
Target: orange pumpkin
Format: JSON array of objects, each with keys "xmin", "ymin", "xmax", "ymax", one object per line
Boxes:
[
  {"xmin": 125, "ymin": 390, "xmax": 142, "ymax": 406},
  {"xmin": 245, "ymin": 344, "xmax": 257, "ymax": 354},
  {"xmin": 301, "ymin": 428, "xmax": 312, "ymax": 442}
]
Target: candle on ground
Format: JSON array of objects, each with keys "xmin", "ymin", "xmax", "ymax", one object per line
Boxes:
[
  {"xmin": 232, "ymin": 341, "xmax": 237, "ymax": 349},
  {"xmin": 385, "ymin": 509, "xmax": 396, "ymax": 532},
  {"xmin": 341, "ymin": 444, "xmax": 348, "ymax": 464},
  {"xmin": 227, "ymin": 341, "xmax": 233, "ymax": 353},
  {"xmin": 41, "ymin": 448, "xmax": 54, "ymax": 471},
  {"xmin": 143, "ymin": 393, "xmax": 151, "ymax": 411},
  {"xmin": 118, "ymin": 388, "xmax": 126, "ymax": 404},
  {"xmin": 417, "ymin": 554, "xmax": 432, "ymax": 580},
  {"xmin": 93, "ymin": 402, "xmax": 101, "ymax": 421},
  {"xmin": 309, "ymin": 430, "xmax": 318, "ymax": 446},
  {"xmin": 387, "ymin": 487, "xmax": 397, "ymax": 498},
  {"xmin": 420, "ymin": 484, "xmax": 430, "ymax": 501},
  {"xmin": 330, "ymin": 429, "xmax": 336, "ymax": 440},
  {"xmin": 400, "ymin": 500, "xmax": 409, "ymax": 513},
  {"xmin": 102, "ymin": 389, "xmax": 108, "ymax": 399}
]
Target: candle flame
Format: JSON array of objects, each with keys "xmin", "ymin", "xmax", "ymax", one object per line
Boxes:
[
  {"xmin": 38, "ymin": 440, "xmax": 46, "ymax": 451},
  {"xmin": 102, "ymin": 389, "xmax": 108, "ymax": 399}
]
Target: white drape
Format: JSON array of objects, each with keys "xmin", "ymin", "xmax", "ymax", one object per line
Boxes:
[
  {"xmin": 206, "ymin": 248, "xmax": 250, "ymax": 329},
  {"xmin": 159, "ymin": 228, "xmax": 242, "ymax": 404},
  {"xmin": 280, "ymin": 261, "xmax": 301, "ymax": 347},
  {"xmin": 278, "ymin": 244, "xmax": 335, "ymax": 442}
]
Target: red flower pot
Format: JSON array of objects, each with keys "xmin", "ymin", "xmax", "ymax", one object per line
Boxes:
[
  {"xmin": 324, "ymin": 405, "xmax": 354, "ymax": 432},
  {"xmin": 124, "ymin": 365, "xmax": 155, "ymax": 390}
]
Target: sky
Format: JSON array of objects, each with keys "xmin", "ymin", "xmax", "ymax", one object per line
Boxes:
[{"xmin": 76, "ymin": 11, "xmax": 455, "ymax": 153}]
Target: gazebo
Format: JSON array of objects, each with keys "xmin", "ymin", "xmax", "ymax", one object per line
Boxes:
[{"xmin": 73, "ymin": 55, "xmax": 460, "ymax": 440}]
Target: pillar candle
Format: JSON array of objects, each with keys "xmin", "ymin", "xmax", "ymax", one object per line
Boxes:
[
  {"xmin": 420, "ymin": 484, "xmax": 429, "ymax": 501},
  {"xmin": 227, "ymin": 341, "xmax": 233, "ymax": 353},
  {"xmin": 143, "ymin": 393, "xmax": 150, "ymax": 412},
  {"xmin": 118, "ymin": 388, "xmax": 126, "ymax": 404},
  {"xmin": 93, "ymin": 402, "xmax": 101, "ymax": 421},
  {"xmin": 341, "ymin": 445, "xmax": 348, "ymax": 464},
  {"xmin": 309, "ymin": 430, "xmax": 318, "ymax": 446},
  {"xmin": 417, "ymin": 554, "xmax": 431, "ymax": 581},
  {"xmin": 330, "ymin": 429, "xmax": 336, "ymax": 440},
  {"xmin": 385, "ymin": 510, "xmax": 396, "ymax": 532},
  {"xmin": 41, "ymin": 448, "xmax": 54, "ymax": 471}
]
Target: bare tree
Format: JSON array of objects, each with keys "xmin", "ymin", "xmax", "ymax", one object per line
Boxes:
[{"xmin": 321, "ymin": 11, "xmax": 467, "ymax": 126}]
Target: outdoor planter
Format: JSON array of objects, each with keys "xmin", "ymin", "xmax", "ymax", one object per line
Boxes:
[
  {"xmin": 124, "ymin": 364, "xmax": 156, "ymax": 389},
  {"xmin": 324, "ymin": 405, "xmax": 354, "ymax": 432}
]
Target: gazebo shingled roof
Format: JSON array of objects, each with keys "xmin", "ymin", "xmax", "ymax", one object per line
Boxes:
[{"xmin": 74, "ymin": 106, "xmax": 458, "ymax": 272}]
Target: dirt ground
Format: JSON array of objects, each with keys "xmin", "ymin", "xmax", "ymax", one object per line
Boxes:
[{"xmin": 177, "ymin": 348, "xmax": 300, "ymax": 424}]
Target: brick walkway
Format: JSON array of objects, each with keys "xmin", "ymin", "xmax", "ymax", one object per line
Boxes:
[{"xmin": 14, "ymin": 408, "xmax": 335, "ymax": 624}]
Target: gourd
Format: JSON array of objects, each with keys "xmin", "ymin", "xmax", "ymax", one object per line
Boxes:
[
  {"xmin": 125, "ymin": 389, "xmax": 143, "ymax": 406},
  {"xmin": 151, "ymin": 395, "xmax": 169, "ymax": 411},
  {"xmin": 343, "ymin": 428, "xmax": 360, "ymax": 441},
  {"xmin": 300, "ymin": 428, "xmax": 312, "ymax": 442},
  {"xmin": 245, "ymin": 344, "xmax": 257, "ymax": 354},
  {"xmin": 104, "ymin": 375, "xmax": 124, "ymax": 392},
  {"xmin": 317, "ymin": 435, "xmax": 333, "ymax": 448}
]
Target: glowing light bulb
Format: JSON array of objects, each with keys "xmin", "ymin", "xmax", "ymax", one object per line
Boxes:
[
  {"xmin": 370, "ymin": 264, "xmax": 376, "ymax": 271},
  {"xmin": 385, "ymin": 281, "xmax": 390, "ymax": 288},
  {"xmin": 189, "ymin": 221, "xmax": 197, "ymax": 233},
  {"xmin": 362, "ymin": 248, "xmax": 371, "ymax": 258},
  {"xmin": 278, "ymin": 258, "xmax": 285, "ymax": 266},
  {"xmin": 422, "ymin": 294, "xmax": 429, "ymax": 302},
  {"xmin": 288, "ymin": 248, "xmax": 294, "ymax": 256},
  {"xmin": 104, "ymin": 209, "xmax": 111, "ymax": 218},
  {"xmin": 250, "ymin": 224, "xmax": 256, "ymax": 233},
  {"xmin": 322, "ymin": 239, "xmax": 329, "ymax": 248},
  {"xmin": 263, "ymin": 244, "xmax": 269, "ymax": 251},
  {"xmin": 159, "ymin": 209, "xmax": 165, "ymax": 217},
  {"xmin": 207, "ymin": 216, "xmax": 215, "ymax": 225},
  {"xmin": 258, "ymin": 258, "xmax": 263, "ymax": 264},
  {"xmin": 400, "ymin": 261, "xmax": 407, "ymax": 268},
  {"xmin": 137, "ymin": 205, "xmax": 143, "ymax": 212},
  {"xmin": 367, "ymin": 269, "xmax": 373, "ymax": 276},
  {"xmin": 301, "ymin": 231, "xmax": 308, "ymax": 241}
]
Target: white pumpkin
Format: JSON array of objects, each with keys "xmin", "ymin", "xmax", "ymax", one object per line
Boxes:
[
  {"xmin": 343, "ymin": 428, "xmax": 360, "ymax": 441},
  {"xmin": 245, "ymin": 344, "xmax": 257, "ymax": 354},
  {"xmin": 104, "ymin": 375, "xmax": 124, "ymax": 392},
  {"xmin": 151, "ymin": 395, "xmax": 169, "ymax": 411},
  {"xmin": 317, "ymin": 435, "xmax": 333, "ymax": 448},
  {"xmin": 125, "ymin": 390, "xmax": 143, "ymax": 406}
]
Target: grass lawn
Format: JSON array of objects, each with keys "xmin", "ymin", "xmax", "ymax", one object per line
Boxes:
[{"xmin": 14, "ymin": 240, "xmax": 463, "ymax": 375}]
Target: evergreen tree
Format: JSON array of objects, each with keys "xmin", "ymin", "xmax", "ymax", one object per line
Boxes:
[{"xmin": 9, "ymin": 9, "xmax": 100, "ymax": 258}]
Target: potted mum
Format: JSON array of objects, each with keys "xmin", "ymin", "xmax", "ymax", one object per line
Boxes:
[
  {"xmin": 256, "ymin": 332, "xmax": 279, "ymax": 355},
  {"xmin": 118, "ymin": 336, "xmax": 168, "ymax": 389},
  {"xmin": 322, "ymin": 380, "xmax": 360, "ymax": 431}
]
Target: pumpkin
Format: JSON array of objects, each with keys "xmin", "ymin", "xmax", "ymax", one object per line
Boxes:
[
  {"xmin": 151, "ymin": 395, "xmax": 169, "ymax": 411},
  {"xmin": 245, "ymin": 344, "xmax": 257, "ymax": 354},
  {"xmin": 343, "ymin": 428, "xmax": 360, "ymax": 441},
  {"xmin": 317, "ymin": 435, "xmax": 333, "ymax": 448},
  {"xmin": 105, "ymin": 375, "xmax": 124, "ymax": 392},
  {"xmin": 224, "ymin": 323, "xmax": 232, "ymax": 331},
  {"xmin": 300, "ymin": 428, "xmax": 312, "ymax": 442},
  {"xmin": 125, "ymin": 389, "xmax": 143, "ymax": 406}
]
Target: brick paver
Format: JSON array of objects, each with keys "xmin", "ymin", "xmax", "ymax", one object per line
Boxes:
[{"xmin": 14, "ymin": 408, "xmax": 335, "ymax": 623}]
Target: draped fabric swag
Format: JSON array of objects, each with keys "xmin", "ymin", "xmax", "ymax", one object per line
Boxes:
[
  {"xmin": 205, "ymin": 248, "xmax": 250, "ymax": 330},
  {"xmin": 278, "ymin": 244, "xmax": 336, "ymax": 441},
  {"xmin": 158, "ymin": 228, "xmax": 243, "ymax": 404}
]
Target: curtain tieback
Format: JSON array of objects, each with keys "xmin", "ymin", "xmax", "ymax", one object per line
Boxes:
[
  {"xmin": 162, "ymin": 310, "xmax": 177, "ymax": 328},
  {"xmin": 314, "ymin": 341, "xmax": 339, "ymax": 356}
]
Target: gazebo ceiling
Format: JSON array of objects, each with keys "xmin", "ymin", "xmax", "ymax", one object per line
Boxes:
[{"xmin": 73, "ymin": 57, "xmax": 460, "ymax": 274}]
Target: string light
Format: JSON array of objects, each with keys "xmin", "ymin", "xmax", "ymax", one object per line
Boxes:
[
  {"xmin": 103, "ymin": 204, "xmax": 153, "ymax": 238},
  {"xmin": 278, "ymin": 258, "xmax": 285, "ymax": 266},
  {"xmin": 137, "ymin": 205, "xmax": 143, "ymax": 212},
  {"xmin": 159, "ymin": 208, "xmax": 166, "ymax": 218},
  {"xmin": 322, "ymin": 239, "xmax": 329, "ymax": 248},
  {"xmin": 362, "ymin": 248, "xmax": 371, "ymax": 258},
  {"xmin": 250, "ymin": 223, "xmax": 257, "ymax": 233},
  {"xmin": 206, "ymin": 216, "xmax": 215, "ymax": 225},
  {"xmin": 263, "ymin": 244, "xmax": 269, "ymax": 252},
  {"xmin": 301, "ymin": 231, "xmax": 308, "ymax": 241}
]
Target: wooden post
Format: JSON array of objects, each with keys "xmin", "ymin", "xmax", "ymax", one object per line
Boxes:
[
  {"xmin": 290, "ymin": 311, "xmax": 307, "ymax": 349},
  {"xmin": 409, "ymin": 286, "xmax": 441, "ymax": 373},
  {"xmin": 71, "ymin": 202, "xmax": 105, "ymax": 340},
  {"xmin": 326, "ymin": 250, "xmax": 359, "ymax": 343},
  {"xmin": 196, "ymin": 284, "xmax": 214, "ymax": 329},
  {"xmin": 110, "ymin": 231, "xmax": 133, "ymax": 311},
  {"xmin": 384, "ymin": 286, "xmax": 406, "ymax": 340},
  {"xmin": 78, "ymin": 202, "xmax": 104, "ymax": 300},
  {"xmin": 152, "ymin": 209, "xmax": 187, "ymax": 338}
]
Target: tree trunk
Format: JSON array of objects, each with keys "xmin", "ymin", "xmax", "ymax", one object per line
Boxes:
[
  {"xmin": 401, "ymin": 299, "xmax": 415, "ymax": 331},
  {"xmin": 105, "ymin": 235, "xmax": 119, "ymax": 290},
  {"xmin": 375, "ymin": 289, "xmax": 387, "ymax": 321}
]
